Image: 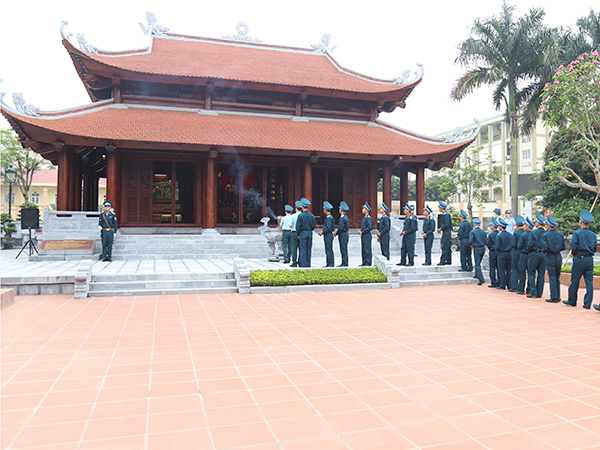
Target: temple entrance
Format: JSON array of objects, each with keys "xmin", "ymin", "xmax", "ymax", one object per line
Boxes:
[
  {"xmin": 312, "ymin": 167, "xmax": 344, "ymax": 224},
  {"xmin": 217, "ymin": 164, "xmax": 287, "ymax": 225}
]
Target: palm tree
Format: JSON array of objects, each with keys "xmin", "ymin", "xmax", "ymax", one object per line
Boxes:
[
  {"xmin": 577, "ymin": 8, "xmax": 600, "ymax": 50},
  {"xmin": 451, "ymin": 2, "xmax": 556, "ymax": 215}
]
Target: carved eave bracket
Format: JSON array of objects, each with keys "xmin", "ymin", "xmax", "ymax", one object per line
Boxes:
[
  {"xmin": 311, "ymin": 34, "xmax": 336, "ymax": 54},
  {"xmin": 223, "ymin": 22, "xmax": 262, "ymax": 44},
  {"xmin": 441, "ymin": 118, "xmax": 481, "ymax": 144},
  {"xmin": 139, "ymin": 12, "xmax": 169, "ymax": 36},
  {"xmin": 393, "ymin": 63, "xmax": 424, "ymax": 85}
]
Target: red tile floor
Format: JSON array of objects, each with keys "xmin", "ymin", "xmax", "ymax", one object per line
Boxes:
[{"xmin": 1, "ymin": 284, "xmax": 599, "ymax": 450}]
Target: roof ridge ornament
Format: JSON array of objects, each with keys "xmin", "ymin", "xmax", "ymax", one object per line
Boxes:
[
  {"xmin": 442, "ymin": 118, "xmax": 481, "ymax": 144},
  {"xmin": 393, "ymin": 63, "xmax": 424, "ymax": 85},
  {"xmin": 11, "ymin": 93, "xmax": 40, "ymax": 117},
  {"xmin": 60, "ymin": 21, "xmax": 72, "ymax": 40},
  {"xmin": 77, "ymin": 33, "xmax": 98, "ymax": 55},
  {"xmin": 222, "ymin": 22, "xmax": 262, "ymax": 44},
  {"xmin": 311, "ymin": 34, "xmax": 336, "ymax": 54},
  {"xmin": 139, "ymin": 12, "xmax": 169, "ymax": 36}
]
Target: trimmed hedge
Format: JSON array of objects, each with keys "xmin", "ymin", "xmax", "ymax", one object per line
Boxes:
[
  {"xmin": 250, "ymin": 268, "xmax": 387, "ymax": 287},
  {"xmin": 561, "ymin": 265, "xmax": 600, "ymax": 276}
]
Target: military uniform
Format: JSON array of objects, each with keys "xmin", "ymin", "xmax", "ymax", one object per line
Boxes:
[
  {"xmin": 336, "ymin": 201, "xmax": 350, "ymax": 266},
  {"xmin": 399, "ymin": 204, "xmax": 417, "ymax": 266},
  {"xmin": 99, "ymin": 201, "xmax": 118, "ymax": 262},
  {"xmin": 495, "ymin": 218, "xmax": 513, "ymax": 289},
  {"xmin": 438, "ymin": 201, "xmax": 452, "ymax": 265},
  {"xmin": 542, "ymin": 215, "xmax": 565, "ymax": 303},
  {"xmin": 510, "ymin": 216, "xmax": 525, "ymax": 291},
  {"xmin": 378, "ymin": 203, "xmax": 391, "ymax": 260},
  {"xmin": 517, "ymin": 218, "xmax": 533, "ymax": 295},
  {"xmin": 321, "ymin": 201, "xmax": 335, "ymax": 267},
  {"xmin": 487, "ymin": 220, "xmax": 499, "ymax": 287},
  {"xmin": 469, "ymin": 218, "xmax": 487, "ymax": 284},
  {"xmin": 360, "ymin": 202, "xmax": 373, "ymax": 266},
  {"xmin": 296, "ymin": 198, "xmax": 316, "ymax": 267},
  {"xmin": 422, "ymin": 206, "xmax": 435, "ymax": 265},
  {"xmin": 458, "ymin": 210, "xmax": 473, "ymax": 271},
  {"xmin": 565, "ymin": 210, "xmax": 596, "ymax": 309},
  {"xmin": 289, "ymin": 201, "xmax": 302, "ymax": 267},
  {"xmin": 527, "ymin": 214, "xmax": 546, "ymax": 298}
]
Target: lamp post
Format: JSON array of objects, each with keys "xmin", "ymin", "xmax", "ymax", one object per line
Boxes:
[{"xmin": 4, "ymin": 164, "xmax": 17, "ymax": 216}]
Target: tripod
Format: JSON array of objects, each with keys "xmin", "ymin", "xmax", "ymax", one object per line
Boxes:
[{"xmin": 16, "ymin": 228, "xmax": 39, "ymax": 259}]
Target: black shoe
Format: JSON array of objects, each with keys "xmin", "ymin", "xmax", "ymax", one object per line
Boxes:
[
  {"xmin": 583, "ymin": 305, "xmax": 591, "ymax": 310},
  {"xmin": 283, "ymin": 260, "xmax": 290, "ymax": 264},
  {"xmin": 526, "ymin": 293, "xmax": 536, "ymax": 298},
  {"xmin": 477, "ymin": 281, "xmax": 484, "ymax": 285},
  {"xmin": 422, "ymin": 263, "xmax": 431, "ymax": 266},
  {"xmin": 488, "ymin": 285, "xmax": 498, "ymax": 288},
  {"xmin": 458, "ymin": 269, "xmax": 469, "ymax": 272},
  {"xmin": 406, "ymin": 264, "xmax": 414, "ymax": 267},
  {"xmin": 545, "ymin": 299, "xmax": 560, "ymax": 303},
  {"xmin": 337, "ymin": 264, "xmax": 348, "ymax": 267},
  {"xmin": 397, "ymin": 262, "xmax": 406, "ymax": 266},
  {"xmin": 594, "ymin": 304, "xmax": 600, "ymax": 312},
  {"xmin": 496, "ymin": 287, "xmax": 506, "ymax": 290},
  {"xmin": 508, "ymin": 289, "xmax": 516, "ymax": 293},
  {"xmin": 290, "ymin": 264, "xmax": 298, "ymax": 267},
  {"xmin": 563, "ymin": 301, "xmax": 576, "ymax": 307}
]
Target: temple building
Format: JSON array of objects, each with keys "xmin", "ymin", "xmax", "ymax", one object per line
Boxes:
[{"xmin": 1, "ymin": 15, "xmax": 478, "ymax": 232}]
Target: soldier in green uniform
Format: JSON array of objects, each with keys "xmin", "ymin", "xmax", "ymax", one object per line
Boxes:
[
  {"xmin": 335, "ymin": 201, "xmax": 350, "ymax": 266},
  {"xmin": 319, "ymin": 201, "xmax": 335, "ymax": 267},
  {"xmin": 357, "ymin": 202, "xmax": 373, "ymax": 266},
  {"xmin": 377, "ymin": 203, "xmax": 391, "ymax": 260},
  {"xmin": 99, "ymin": 200, "xmax": 118, "ymax": 262},
  {"xmin": 542, "ymin": 215, "xmax": 565, "ymax": 304},
  {"xmin": 565, "ymin": 210, "xmax": 596, "ymax": 309}
]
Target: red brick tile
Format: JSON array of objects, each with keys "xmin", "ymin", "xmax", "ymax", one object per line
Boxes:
[
  {"xmin": 210, "ymin": 422, "xmax": 275, "ymax": 448},
  {"xmin": 268, "ymin": 416, "xmax": 334, "ymax": 441},
  {"xmin": 396, "ymin": 420, "xmax": 469, "ymax": 448},
  {"xmin": 10, "ymin": 421, "xmax": 86, "ymax": 448},
  {"xmin": 78, "ymin": 436, "xmax": 146, "ymax": 450},
  {"xmin": 205, "ymin": 405, "xmax": 265, "ymax": 427},
  {"xmin": 83, "ymin": 415, "xmax": 147, "ymax": 441},
  {"xmin": 147, "ymin": 410, "xmax": 206, "ymax": 434},
  {"xmin": 340, "ymin": 428, "xmax": 414, "ymax": 450},
  {"xmin": 147, "ymin": 429, "xmax": 212, "ymax": 450},
  {"xmin": 322, "ymin": 409, "xmax": 389, "ymax": 433},
  {"xmin": 374, "ymin": 403, "xmax": 439, "ymax": 425}
]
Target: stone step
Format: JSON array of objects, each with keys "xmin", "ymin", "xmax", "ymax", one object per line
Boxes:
[
  {"xmin": 398, "ymin": 272, "xmax": 477, "ymax": 282},
  {"xmin": 89, "ymin": 279, "xmax": 236, "ymax": 292},
  {"xmin": 91, "ymin": 272, "xmax": 234, "ymax": 282},
  {"xmin": 88, "ymin": 286, "xmax": 238, "ymax": 297},
  {"xmin": 399, "ymin": 278, "xmax": 479, "ymax": 287}
]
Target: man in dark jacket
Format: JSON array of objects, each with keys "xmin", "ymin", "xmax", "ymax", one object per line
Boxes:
[
  {"xmin": 357, "ymin": 202, "xmax": 373, "ymax": 266},
  {"xmin": 296, "ymin": 197, "xmax": 316, "ymax": 267}
]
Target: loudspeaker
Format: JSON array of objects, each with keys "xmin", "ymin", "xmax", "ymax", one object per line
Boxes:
[{"xmin": 20, "ymin": 208, "xmax": 40, "ymax": 230}]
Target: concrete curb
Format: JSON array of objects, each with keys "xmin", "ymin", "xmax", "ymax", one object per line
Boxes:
[{"xmin": 249, "ymin": 282, "xmax": 392, "ymax": 294}]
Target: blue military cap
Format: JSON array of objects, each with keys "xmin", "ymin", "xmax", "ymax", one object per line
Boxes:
[
  {"xmin": 505, "ymin": 209, "xmax": 512, "ymax": 214},
  {"xmin": 103, "ymin": 201, "xmax": 112, "ymax": 207},
  {"xmin": 493, "ymin": 208, "xmax": 501, "ymax": 215},
  {"xmin": 525, "ymin": 217, "xmax": 534, "ymax": 228},
  {"xmin": 535, "ymin": 213, "xmax": 546, "ymax": 225},
  {"xmin": 491, "ymin": 218, "xmax": 498, "ymax": 227},
  {"xmin": 363, "ymin": 202, "xmax": 371, "ymax": 212},
  {"xmin": 439, "ymin": 201, "xmax": 447, "ymax": 209},
  {"xmin": 498, "ymin": 217, "xmax": 508, "ymax": 228},
  {"xmin": 472, "ymin": 218, "xmax": 481, "ymax": 226},
  {"xmin": 459, "ymin": 210, "xmax": 468, "ymax": 219},
  {"xmin": 425, "ymin": 205, "xmax": 432, "ymax": 214},
  {"xmin": 284, "ymin": 204, "xmax": 293, "ymax": 213},
  {"xmin": 300, "ymin": 197, "xmax": 311, "ymax": 207},
  {"xmin": 546, "ymin": 215, "xmax": 558, "ymax": 228},
  {"xmin": 323, "ymin": 201, "xmax": 333, "ymax": 211},
  {"xmin": 380, "ymin": 202, "xmax": 389, "ymax": 212},
  {"xmin": 339, "ymin": 201, "xmax": 349, "ymax": 211},
  {"xmin": 580, "ymin": 209, "xmax": 594, "ymax": 224},
  {"xmin": 295, "ymin": 200, "xmax": 302, "ymax": 208},
  {"xmin": 515, "ymin": 215, "xmax": 525, "ymax": 226},
  {"xmin": 404, "ymin": 204, "xmax": 414, "ymax": 212}
]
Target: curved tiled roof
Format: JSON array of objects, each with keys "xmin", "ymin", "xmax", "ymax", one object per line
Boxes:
[
  {"xmin": 65, "ymin": 34, "xmax": 421, "ymax": 95},
  {"xmin": 1, "ymin": 102, "xmax": 472, "ymax": 159}
]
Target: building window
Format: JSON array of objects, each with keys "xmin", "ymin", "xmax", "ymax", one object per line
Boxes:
[
  {"xmin": 522, "ymin": 148, "xmax": 531, "ymax": 167},
  {"xmin": 31, "ymin": 192, "xmax": 40, "ymax": 204},
  {"xmin": 492, "ymin": 143, "xmax": 502, "ymax": 163}
]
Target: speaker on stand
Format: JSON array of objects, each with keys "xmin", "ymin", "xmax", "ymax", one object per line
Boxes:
[{"xmin": 16, "ymin": 208, "xmax": 40, "ymax": 259}]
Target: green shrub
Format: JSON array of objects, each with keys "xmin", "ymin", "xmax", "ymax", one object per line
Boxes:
[
  {"xmin": 250, "ymin": 268, "xmax": 387, "ymax": 286},
  {"xmin": 561, "ymin": 265, "xmax": 600, "ymax": 276}
]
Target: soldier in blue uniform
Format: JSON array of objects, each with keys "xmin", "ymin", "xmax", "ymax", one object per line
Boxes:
[
  {"xmin": 296, "ymin": 197, "xmax": 316, "ymax": 267},
  {"xmin": 516, "ymin": 218, "xmax": 533, "ymax": 295},
  {"xmin": 527, "ymin": 214, "xmax": 546, "ymax": 298},
  {"xmin": 505, "ymin": 209, "xmax": 516, "ymax": 235},
  {"xmin": 377, "ymin": 203, "xmax": 391, "ymax": 260},
  {"xmin": 319, "ymin": 201, "xmax": 335, "ymax": 267},
  {"xmin": 543, "ymin": 215, "xmax": 566, "ymax": 303},
  {"xmin": 458, "ymin": 210, "xmax": 473, "ymax": 272},
  {"xmin": 289, "ymin": 200, "xmax": 302, "ymax": 267},
  {"xmin": 279, "ymin": 205, "xmax": 294, "ymax": 263},
  {"xmin": 422, "ymin": 206, "xmax": 435, "ymax": 265},
  {"xmin": 398, "ymin": 204, "xmax": 417, "ymax": 266},
  {"xmin": 357, "ymin": 202, "xmax": 373, "ymax": 266},
  {"xmin": 495, "ymin": 218, "xmax": 513, "ymax": 290},
  {"xmin": 487, "ymin": 218, "xmax": 499, "ymax": 287},
  {"xmin": 564, "ymin": 210, "xmax": 596, "ymax": 309},
  {"xmin": 438, "ymin": 201, "xmax": 453, "ymax": 265},
  {"xmin": 99, "ymin": 200, "xmax": 118, "ymax": 262},
  {"xmin": 469, "ymin": 218, "xmax": 487, "ymax": 285},
  {"xmin": 335, "ymin": 201, "xmax": 350, "ymax": 267},
  {"xmin": 509, "ymin": 216, "xmax": 525, "ymax": 292}
]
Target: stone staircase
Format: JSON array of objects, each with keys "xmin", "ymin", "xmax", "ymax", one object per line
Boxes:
[{"xmin": 396, "ymin": 264, "xmax": 479, "ymax": 287}]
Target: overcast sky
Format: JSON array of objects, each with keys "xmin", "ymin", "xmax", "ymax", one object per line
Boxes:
[{"xmin": 0, "ymin": 0, "xmax": 595, "ymax": 136}]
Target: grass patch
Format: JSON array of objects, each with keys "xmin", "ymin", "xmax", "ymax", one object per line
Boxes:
[
  {"xmin": 561, "ymin": 265, "xmax": 600, "ymax": 276},
  {"xmin": 250, "ymin": 268, "xmax": 387, "ymax": 287}
]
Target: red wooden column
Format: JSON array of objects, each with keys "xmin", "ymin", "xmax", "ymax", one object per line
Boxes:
[
  {"xmin": 205, "ymin": 148, "xmax": 218, "ymax": 229},
  {"xmin": 400, "ymin": 167, "xmax": 409, "ymax": 210},
  {"xmin": 370, "ymin": 161, "xmax": 378, "ymax": 217},
  {"xmin": 105, "ymin": 144, "xmax": 119, "ymax": 216},
  {"xmin": 55, "ymin": 142, "xmax": 69, "ymax": 211},
  {"xmin": 416, "ymin": 164, "xmax": 425, "ymax": 215},
  {"xmin": 303, "ymin": 158, "xmax": 312, "ymax": 208},
  {"xmin": 382, "ymin": 162, "xmax": 392, "ymax": 210}
]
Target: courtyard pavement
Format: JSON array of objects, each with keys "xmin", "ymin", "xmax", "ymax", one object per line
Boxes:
[{"xmin": 1, "ymin": 284, "xmax": 599, "ymax": 450}]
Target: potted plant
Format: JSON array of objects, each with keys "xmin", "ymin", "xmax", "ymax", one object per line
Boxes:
[{"xmin": 1, "ymin": 213, "xmax": 17, "ymax": 249}]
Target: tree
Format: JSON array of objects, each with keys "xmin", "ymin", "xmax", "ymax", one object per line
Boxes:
[
  {"xmin": 577, "ymin": 8, "xmax": 600, "ymax": 50},
  {"xmin": 541, "ymin": 51, "xmax": 600, "ymax": 197},
  {"xmin": 452, "ymin": 2, "xmax": 557, "ymax": 216},
  {"xmin": 0, "ymin": 128, "xmax": 52, "ymax": 206},
  {"xmin": 446, "ymin": 146, "xmax": 502, "ymax": 219},
  {"xmin": 425, "ymin": 174, "xmax": 456, "ymax": 202}
]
